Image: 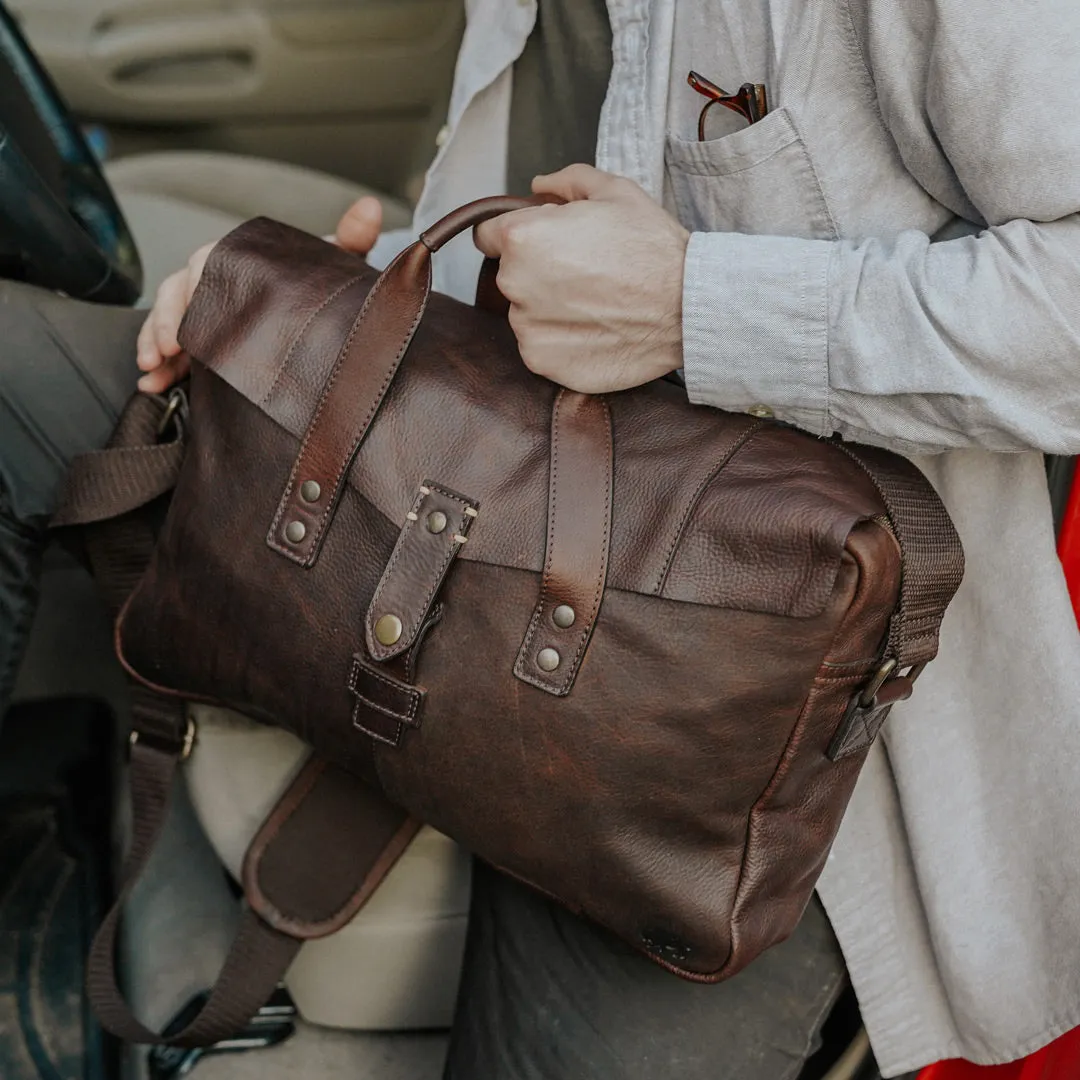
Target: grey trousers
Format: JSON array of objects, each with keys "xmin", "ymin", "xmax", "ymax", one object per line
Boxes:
[
  {"xmin": 0, "ymin": 280, "xmax": 849, "ymax": 1079},
  {"xmin": 0, "ymin": 281, "xmax": 142, "ymax": 712}
]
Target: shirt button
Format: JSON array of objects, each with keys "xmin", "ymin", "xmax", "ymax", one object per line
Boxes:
[
  {"xmin": 435, "ymin": 124, "xmax": 451, "ymax": 148},
  {"xmin": 747, "ymin": 404, "xmax": 775, "ymax": 419}
]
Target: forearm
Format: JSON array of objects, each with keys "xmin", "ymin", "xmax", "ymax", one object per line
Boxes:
[{"xmin": 682, "ymin": 215, "xmax": 1080, "ymax": 455}]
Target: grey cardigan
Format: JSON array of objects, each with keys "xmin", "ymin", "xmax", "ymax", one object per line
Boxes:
[{"xmin": 366, "ymin": 0, "xmax": 1080, "ymax": 1073}]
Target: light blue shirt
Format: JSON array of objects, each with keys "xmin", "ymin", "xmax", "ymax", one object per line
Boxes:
[{"xmin": 368, "ymin": 1, "xmax": 1080, "ymax": 1072}]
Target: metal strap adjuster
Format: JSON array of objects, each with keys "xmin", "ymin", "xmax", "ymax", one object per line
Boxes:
[
  {"xmin": 828, "ymin": 659, "xmax": 924, "ymax": 761},
  {"xmin": 129, "ymin": 716, "xmax": 197, "ymax": 762},
  {"xmin": 156, "ymin": 387, "xmax": 189, "ymax": 438}
]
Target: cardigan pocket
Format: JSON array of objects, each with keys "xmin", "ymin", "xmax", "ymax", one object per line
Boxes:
[{"xmin": 665, "ymin": 106, "xmax": 838, "ymax": 241}]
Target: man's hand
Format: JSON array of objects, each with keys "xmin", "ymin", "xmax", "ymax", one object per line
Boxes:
[
  {"xmin": 473, "ymin": 165, "xmax": 689, "ymax": 394},
  {"xmin": 136, "ymin": 196, "xmax": 385, "ymax": 393}
]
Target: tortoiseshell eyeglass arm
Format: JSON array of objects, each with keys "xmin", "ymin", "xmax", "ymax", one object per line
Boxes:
[{"xmin": 688, "ymin": 71, "xmax": 770, "ymax": 139}]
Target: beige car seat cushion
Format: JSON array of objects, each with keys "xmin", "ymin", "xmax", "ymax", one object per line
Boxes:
[{"xmin": 106, "ymin": 151, "xmax": 413, "ymax": 299}]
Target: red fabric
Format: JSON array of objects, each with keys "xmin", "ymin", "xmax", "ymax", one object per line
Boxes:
[
  {"xmin": 917, "ymin": 1024, "xmax": 1080, "ymax": 1078},
  {"xmin": 1057, "ymin": 468, "xmax": 1080, "ymax": 624}
]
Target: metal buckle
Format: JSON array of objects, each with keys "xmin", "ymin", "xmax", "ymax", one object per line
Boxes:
[
  {"xmin": 129, "ymin": 716, "xmax": 197, "ymax": 762},
  {"xmin": 858, "ymin": 658, "xmax": 926, "ymax": 708},
  {"xmin": 156, "ymin": 387, "xmax": 189, "ymax": 438}
]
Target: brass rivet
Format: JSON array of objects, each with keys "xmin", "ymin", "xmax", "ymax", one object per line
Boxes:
[
  {"xmin": 747, "ymin": 404, "xmax": 775, "ymax": 419},
  {"xmin": 552, "ymin": 604, "xmax": 576, "ymax": 629},
  {"xmin": 427, "ymin": 510, "xmax": 448, "ymax": 535},
  {"xmin": 285, "ymin": 521, "xmax": 306, "ymax": 544},
  {"xmin": 537, "ymin": 647, "xmax": 561, "ymax": 672},
  {"xmin": 300, "ymin": 480, "xmax": 321, "ymax": 503},
  {"xmin": 374, "ymin": 613, "xmax": 403, "ymax": 647}
]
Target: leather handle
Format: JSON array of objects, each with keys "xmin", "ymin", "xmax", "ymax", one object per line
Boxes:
[
  {"xmin": 420, "ymin": 195, "xmax": 563, "ymax": 317},
  {"xmin": 268, "ymin": 195, "xmax": 561, "ymax": 568},
  {"xmin": 419, "ymin": 193, "xmax": 562, "ymax": 253}
]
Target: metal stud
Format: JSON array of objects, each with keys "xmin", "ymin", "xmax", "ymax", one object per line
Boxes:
[
  {"xmin": 374, "ymin": 614, "xmax": 403, "ymax": 647},
  {"xmin": 552, "ymin": 604, "xmax": 576, "ymax": 629},
  {"xmin": 537, "ymin": 647, "xmax": 561, "ymax": 672},
  {"xmin": 300, "ymin": 480, "xmax": 322, "ymax": 503},
  {"xmin": 285, "ymin": 521, "xmax": 306, "ymax": 544},
  {"xmin": 427, "ymin": 510, "xmax": 448, "ymax": 535}
]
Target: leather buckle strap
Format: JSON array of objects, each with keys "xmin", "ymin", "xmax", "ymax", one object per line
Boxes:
[
  {"xmin": 827, "ymin": 661, "xmax": 923, "ymax": 761},
  {"xmin": 365, "ymin": 481, "xmax": 478, "ymax": 663}
]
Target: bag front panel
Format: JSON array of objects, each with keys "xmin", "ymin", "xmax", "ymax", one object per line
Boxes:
[{"xmin": 117, "ymin": 365, "xmax": 890, "ymax": 979}]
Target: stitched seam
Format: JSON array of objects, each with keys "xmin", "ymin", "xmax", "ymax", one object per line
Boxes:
[
  {"xmin": 268, "ymin": 249, "xmax": 428, "ymax": 562},
  {"xmin": 562, "ymin": 400, "xmax": 612, "ymax": 690},
  {"xmin": 254, "ymin": 760, "xmax": 323, "ymax": 865},
  {"xmin": 260, "ymin": 273, "xmax": 364, "ymax": 409},
  {"xmin": 348, "ymin": 657, "xmax": 422, "ymax": 721},
  {"xmin": 353, "ymin": 690, "xmax": 419, "ymax": 725},
  {"xmin": 669, "ymin": 130, "xmax": 800, "ymax": 177},
  {"xmin": 814, "ymin": 673, "xmax": 873, "ymax": 685},
  {"xmin": 351, "ymin": 702, "xmax": 403, "ymax": 747},
  {"xmin": 516, "ymin": 390, "xmax": 564, "ymax": 675},
  {"xmin": 789, "ymin": 109, "xmax": 839, "ymax": 240},
  {"xmin": 653, "ymin": 419, "xmax": 765, "ymax": 594}
]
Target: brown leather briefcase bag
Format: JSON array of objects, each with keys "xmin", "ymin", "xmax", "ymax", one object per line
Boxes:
[{"xmin": 58, "ymin": 196, "xmax": 964, "ymax": 1046}]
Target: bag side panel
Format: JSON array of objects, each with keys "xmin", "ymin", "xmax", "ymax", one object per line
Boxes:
[{"xmin": 719, "ymin": 520, "xmax": 902, "ymax": 978}]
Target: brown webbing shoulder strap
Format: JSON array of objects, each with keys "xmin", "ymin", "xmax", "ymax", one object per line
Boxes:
[{"xmin": 835, "ymin": 439, "xmax": 965, "ymax": 668}]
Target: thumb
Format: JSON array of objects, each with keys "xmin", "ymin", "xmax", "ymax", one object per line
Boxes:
[
  {"xmin": 335, "ymin": 195, "xmax": 384, "ymax": 255},
  {"xmin": 531, "ymin": 164, "xmax": 617, "ymax": 202}
]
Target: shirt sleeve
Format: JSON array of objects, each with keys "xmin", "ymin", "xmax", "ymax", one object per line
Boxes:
[{"xmin": 681, "ymin": 0, "xmax": 1080, "ymax": 456}]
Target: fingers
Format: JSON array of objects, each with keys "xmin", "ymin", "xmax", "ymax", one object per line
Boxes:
[
  {"xmin": 136, "ymin": 241, "xmax": 214, "ymax": 393},
  {"xmin": 335, "ymin": 195, "xmax": 384, "ymax": 255},
  {"xmin": 532, "ymin": 163, "xmax": 617, "ymax": 201},
  {"xmin": 473, "ymin": 205, "xmax": 547, "ymax": 260},
  {"xmin": 137, "ymin": 353, "xmax": 191, "ymax": 394}
]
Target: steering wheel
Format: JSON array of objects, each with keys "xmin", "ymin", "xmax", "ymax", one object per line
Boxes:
[{"xmin": 0, "ymin": 1, "xmax": 142, "ymax": 304}]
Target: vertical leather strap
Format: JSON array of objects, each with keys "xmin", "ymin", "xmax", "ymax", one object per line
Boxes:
[
  {"xmin": 834, "ymin": 440, "xmax": 965, "ymax": 669},
  {"xmin": 514, "ymin": 390, "xmax": 614, "ymax": 696},
  {"xmin": 268, "ymin": 195, "xmax": 559, "ymax": 570},
  {"xmin": 267, "ymin": 242, "xmax": 433, "ymax": 567}
]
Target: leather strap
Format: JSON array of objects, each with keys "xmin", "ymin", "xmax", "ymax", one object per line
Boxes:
[
  {"xmin": 365, "ymin": 480, "xmax": 478, "ymax": 663},
  {"xmin": 268, "ymin": 195, "xmax": 560, "ymax": 570},
  {"xmin": 349, "ymin": 653, "xmax": 426, "ymax": 747},
  {"xmin": 514, "ymin": 390, "xmax": 614, "ymax": 696},
  {"xmin": 243, "ymin": 757, "xmax": 420, "ymax": 938},
  {"xmin": 835, "ymin": 440, "xmax": 965, "ymax": 669},
  {"xmin": 266, "ymin": 241, "xmax": 433, "ymax": 567}
]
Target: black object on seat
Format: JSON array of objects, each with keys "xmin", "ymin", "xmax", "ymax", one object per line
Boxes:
[{"xmin": 0, "ymin": 697, "xmax": 115, "ymax": 1080}]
